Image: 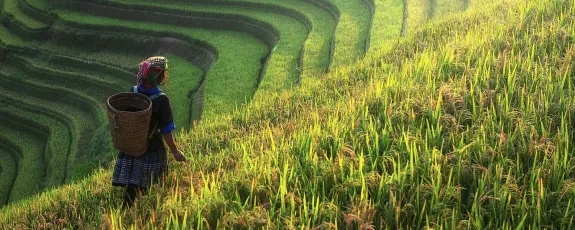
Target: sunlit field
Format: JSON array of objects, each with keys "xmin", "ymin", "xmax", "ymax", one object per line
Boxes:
[{"xmin": 1, "ymin": 0, "xmax": 574, "ymax": 228}]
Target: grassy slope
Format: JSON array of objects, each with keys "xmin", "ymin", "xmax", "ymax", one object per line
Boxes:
[
  {"xmin": 468, "ymin": 0, "xmax": 498, "ymax": 9},
  {"xmin": 3, "ymin": 54, "xmax": 122, "ymax": 164},
  {"xmin": 8, "ymin": 54, "xmax": 125, "ymax": 101},
  {"xmin": 0, "ymin": 22, "xmax": 204, "ymax": 172},
  {"xmin": 0, "ymin": 38, "xmax": 131, "ymax": 179},
  {"xmin": 369, "ymin": 0, "xmax": 403, "ymax": 52},
  {"xmin": 54, "ymin": 10, "xmax": 268, "ymax": 116},
  {"xmin": 0, "ymin": 66, "xmax": 99, "ymax": 164},
  {"xmin": 1, "ymin": 0, "xmax": 47, "ymax": 29},
  {"xmin": 0, "ymin": 100, "xmax": 73, "ymax": 204},
  {"xmin": 3, "ymin": 0, "xmax": 235, "ymax": 124},
  {"xmin": 0, "ymin": 11, "xmax": 202, "ymax": 144},
  {"xmin": 403, "ymin": 0, "xmax": 430, "ymax": 35},
  {"xmin": 0, "ymin": 0, "xmax": 205, "ymax": 203},
  {"xmin": 34, "ymin": 41, "xmax": 146, "ymax": 69},
  {"xmin": 329, "ymin": 0, "xmax": 372, "ymax": 66},
  {"xmin": 0, "ymin": 139, "xmax": 19, "ymax": 205},
  {"xmin": 431, "ymin": 0, "xmax": 466, "ymax": 19},
  {"xmin": 23, "ymin": 0, "xmax": 49, "ymax": 11},
  {"xmin": 0, "ymin": 23, "xmax": 26, "ymax": 46},
  {"xmin": 15, "ymin": 53, "xmax": 132, "ymax": 89},
  {"xmin": 3, "ymin": 0, "xmax": 575, "ymax": 228},
  {"xmin": 159, "ymin": 55, "xmax": 205, "ymax": 126},
  {"xmin": 0, "ymin": 0, "xmax": 268, "ymax": 204},
  {"xmin": 28, "ymin": 41, "xmax": 204, "ymax": 128},
  {"xmin": 111, "ymin": 0, "xmax": 313, "ymax": 87},
  {"xmin": 402, "ymin": 0, "xmax": 471, "ymax": 36},
  {"xmin": 0, "ymin": 116, "xmax": 47, "ymax": 203},
  {"xmin": 222, "ymin": 0, "xmax": 337, "ymax": 76}
]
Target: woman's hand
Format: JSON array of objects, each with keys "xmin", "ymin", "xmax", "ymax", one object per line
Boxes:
[
  {"xmin": 163, "ymin": 132, "xmax": 186, "ymax": 162},
  {"xmin": 173, "ymin": 150, "xmax": 187, "ymax": 162}
]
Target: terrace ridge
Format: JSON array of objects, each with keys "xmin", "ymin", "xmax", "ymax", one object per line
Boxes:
[
  {"xmin": 0, "ymin": 112, "xmax": 49, "ymax": 202},
  {"xmin": 0, "ymin": 136, "xmax": 21, "ymax": 205},
  {"xmin": 0, "ymin": 96, "xmax": 78, "ymax": 182}
]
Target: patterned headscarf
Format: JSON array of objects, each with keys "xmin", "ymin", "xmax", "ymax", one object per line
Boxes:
[{"xmin": 137, "ymin": 56, "xmax": 168, "ymax": 89}]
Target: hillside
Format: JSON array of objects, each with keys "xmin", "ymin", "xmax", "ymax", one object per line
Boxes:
[{"xmin": 1, "ymin": 0, "xmax": 575, "ymax": 229}]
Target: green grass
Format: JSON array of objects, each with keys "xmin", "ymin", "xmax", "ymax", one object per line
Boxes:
[
  {"xmin": 17, "ymin": 54, "xmax": 135, "ymax": 85},
  {"xmin": 222, "ymin": 0, "xmax": 337, "ymax": 76},
  {"xmin": 403, "ymin": 0, "xmax": 431, "ymax": 35},
  {"xmin": 0, "ymin": 26, "xmax": 128, "ymax": 203},
  {"xmin": 403, "ymin": 0, "xmax": 477, "ymax": 36},
  {"xmin": 0, "ymin": 65, "xmax": 102, "ymax": 172},
  {"xmin": 23, "ymin": 0, "xmax": 49, "ymax": 11},
  {"xmin": 28, "ymin": 30, "xmax": 206, "ymax": 128},
  {"xmin": 2, "ymin": 10, "xmax": 206, "ymax": 128},
  {"xmin": 0, "ymin": 138, "xmax": 20, "ymax": 206},
  {"xmin": 34, "ymin": 41, "xmax": 149, "ymax": 70},
  {"xmin": 159, "ymin": 54, "xmax": 204, "ymax": 127},
  {"xmin": 468, "ymin": 0, "xmax": 498, "ymax": 9},
  {"xmin": 0, "ymin": 24, "xmax": 26, "ymax": 46},
  {"xmin": 102, "ymin": 0, "xmax": 312, "ymax": 109},
  {"xmin": 0, "ymin": 0, "xmax": 204, "ymax": 203},
  {"xmin": 1, "ymin": 0, "xmax": 48, "ymax": 29},
  {"xmin": 13, "ymin": 53, "xmax": 132, "ymax": 89},
  {"xmin": 109, "ymin": 0, "xmax": 312, "ymax": 84},
  {"xmin": 53, "ymin": 10, "xmax": 268, "ymax": 116},
  {"xmin": 0, "ymin": 64, "xmax": 116, "ymax": 185},
  {"xmin": 432, "ymin": 0, "xmax": 467, "ymax": 19},
  {"xmin": 7, "ymin": 54, "xmax": 125, "ymax": 102},
  {"xmin": 14, "ymin": 49, "xmax": 204, "ymax": 129},
  {"xmin": 0, "ymin": 99, "xmax": 74, "ymax": 205},
  {"xmin": 0, "ymin": 19, "xmax": 203, "ymax": 198},
  {"xmin": 370, "ymin": 0, "xmax": 472, "ymax": 52},
  {"xmin": 0, "ymin": 114, "xmax": 48, "ymax": 203},
  {"xmin": 327, "ymin": 0, "xmax": 372, "ymax": 66},
  {"xmin": 370, "ymin": 0, "xmax": 403, "ymax": 51}
]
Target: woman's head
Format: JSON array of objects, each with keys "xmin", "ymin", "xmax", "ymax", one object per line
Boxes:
[
  {"xmin": 137, "ymin": 56, "xmax": 168, "ymax": 89},
  {"xmin": 144, "ymin": 68, "xmax": 167, "ymax": 88}
]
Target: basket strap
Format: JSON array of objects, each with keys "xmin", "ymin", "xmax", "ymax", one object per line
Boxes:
[
  {"xmin": 149, "ymin": 92, "xmax": 166, "ymax": 101},
  {"xmin": 133, "ymin": 85, "xmax": 164, "ymax": 101},
  {"xmin": 148, "ymin": 92, "xmax": 165, "ymax": 142},
  {"xmin": 147, "ymin": 122, "xmax": 159, "ymax": 143}
]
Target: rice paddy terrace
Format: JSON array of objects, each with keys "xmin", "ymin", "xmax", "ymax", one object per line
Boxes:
[
  {"xmin": 2, "ymin": 0, "xmax": 575, "ymax": 228},
  {"xmin": 0, "ymin": 0, "xmax": 477, "ymax": 216}
]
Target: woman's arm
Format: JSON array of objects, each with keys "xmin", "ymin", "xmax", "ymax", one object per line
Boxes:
[{"xmin": 163, "ymin": 132, "xmax": 186, "ymax": 162}]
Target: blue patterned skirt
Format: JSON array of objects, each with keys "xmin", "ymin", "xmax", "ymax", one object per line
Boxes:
[{"xmin": 112, "ymin": 150, "xmax": 167, "ymax": 188}]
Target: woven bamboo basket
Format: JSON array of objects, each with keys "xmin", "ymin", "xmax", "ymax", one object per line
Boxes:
[{"xmin": 107, "ymin": 92, "xmax": 152, "ymax": 157}]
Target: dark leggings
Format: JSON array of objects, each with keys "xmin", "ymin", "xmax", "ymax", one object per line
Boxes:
[{"xmin": 123, "ymin": 184, "xmax": 147, "ymax": 208}]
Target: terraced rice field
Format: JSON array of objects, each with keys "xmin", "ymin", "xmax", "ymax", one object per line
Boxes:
[{"xmin": 0, "ymin": 0, "xmax": 474, "ymax": 211}]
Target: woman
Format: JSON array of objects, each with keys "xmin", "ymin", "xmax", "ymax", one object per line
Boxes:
[{"xmin": 112, "ymin": 56, "xmax": 187, "ymax": 208}]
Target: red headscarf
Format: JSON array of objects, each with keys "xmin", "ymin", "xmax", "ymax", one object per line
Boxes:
[{"xmin": 136, "ymin": 56, "xmax": 168, "ymax": 89}]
